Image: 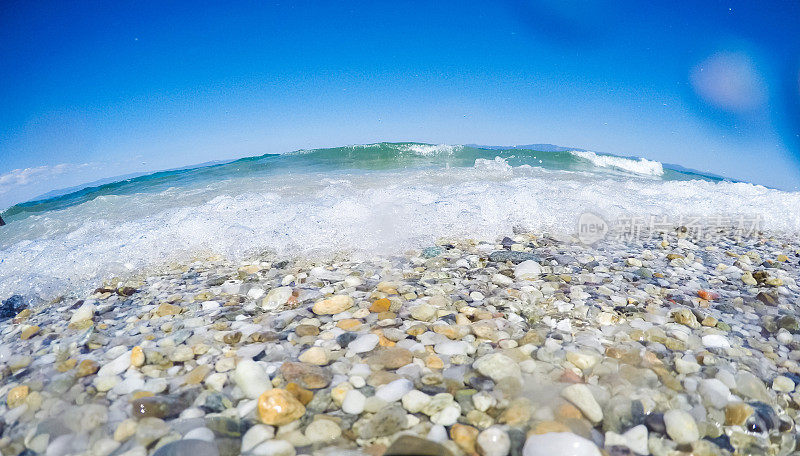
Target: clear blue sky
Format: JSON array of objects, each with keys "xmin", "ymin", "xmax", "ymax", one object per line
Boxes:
[{"xmin": 1, "ymin": 0, "xmax": 799, "ymax": 208}]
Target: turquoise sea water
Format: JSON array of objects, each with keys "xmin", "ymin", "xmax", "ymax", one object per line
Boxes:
[
  {"xmin": 0, "ymin": 143, "xmax": 797, "ymax": 300},
  {"xmin": 1, "ymin": 143, "xmax": 722, "ymax": 224}
]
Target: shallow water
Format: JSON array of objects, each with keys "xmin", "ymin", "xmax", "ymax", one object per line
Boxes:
[{"xmin": 1, "ymin": 143, "xmax": 799, "ymax": 301}]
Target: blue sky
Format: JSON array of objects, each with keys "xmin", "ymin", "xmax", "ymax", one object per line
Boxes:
[{"xmin": 1, "ymin": 0, "xmax": 799, "ymax": 209}]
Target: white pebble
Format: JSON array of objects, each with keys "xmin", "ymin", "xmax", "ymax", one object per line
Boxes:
[
  {"xmin": 664, "ymin": 409, "xmax": 699, "ymax": 444},
  {"xmin": 342, "ymin": 390, "xmax": 366, "ymax": 415},
  {"xmin": 348, "ymin": 334, "xmax": 379, "ymax": 354},
  {"xmin": 184, "ymin": 427, "xmax": 215, "ymax": 442},
  {"xmin": 522, "ymin": 432, "xmax": 600, "ymax": 456},
  {"xmin": 375, "ymin": 379, "xmax": 414, "ymax": 403}
]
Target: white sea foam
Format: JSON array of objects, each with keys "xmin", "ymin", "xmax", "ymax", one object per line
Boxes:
[
  {"xmin": 570, "ymin": 150, "xmax": 665, "ymax": 176},
  {"xmin": 396, "ymin": 143, "xmax": 463, "ymax": 156},
  {"xmin": 1, "ymin": 156, "xmax": 798, "ymax": 300}
]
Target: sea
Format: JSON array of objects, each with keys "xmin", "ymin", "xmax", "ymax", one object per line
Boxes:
[{"xmin": 2, "ymin": 142, "xmax": 799, "ymax": 301}]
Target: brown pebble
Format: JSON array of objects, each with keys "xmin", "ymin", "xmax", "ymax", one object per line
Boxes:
[
  {"xmin": 6, "ymin": 385, "xmax": 29, "ymax": 408},
  {"xmin": 56, "ymin": 358, "xmax": 77, "ymax": 372},
  {"xmin": 369, "ymin": 298, "xmax": 391, "ymax": 313},
  {"xmin": 183, "ymin": 364, "xmax": 211, "ymax": 385},
  {"xmin": 223, "ymin": 331, "xmax": 242, "ymax": 345},
  {"xmin": 131, "ymin": 346, "xmax": 145, "ymax": 367},
  {"xmin": 295, "ymin": 325, "xmax": 320, "ymax": 337},
  {"xmin": 450, "ymin": 423, "xmax": 479, "ymax": 454},
  {"xmin": 725, "ymin": 402, "xmax": 753, "ymax": 426},
  {"xmin": 76, "ymin": 359, "xmax": 100, "ymax": 377},
  {"xmin": 155, "ymin": 303, "xmax": 182, "ymax": 317},
  {"xmin": 20, "ymin": 326, "xmax": 40, "ymax": 340},
  {"xmin": 286, "ymin": 382, "xmax": 314, "ymax": 405}
]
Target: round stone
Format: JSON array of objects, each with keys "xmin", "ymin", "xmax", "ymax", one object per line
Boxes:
[
  {"xmin": 522, "ymin": 432, "xmax": 601, "ymax": 456},
  {"xmin": 304, "ymin": 419, "xmax": 341, "ymax": 443},
  {"xmin": 477, "ymin": 426, "xmax": 511, "ymax": 456},
  {"xmin": 234, "ymin": 359, "xmax": 272, "ymax": 399},
  {"xmin": 342, "ymin": 389, "xmax": 366, "ymax": 415},
  {"xmin": 514, "ymin": 260, "xmax": 542, "ymax": 280},
  {"xmin": 402, "ymin": 390, "xmax": 432, "ymax": 413},
  {"xmin": 663, "ymin": 409, "xmax": 699, "ymax": 444},
  {"xmin": 250, "ymin": 440, "xmax": 296, "ymax": 456}
]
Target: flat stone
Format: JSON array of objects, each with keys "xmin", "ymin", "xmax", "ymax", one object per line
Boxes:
[
  {"xmin": 312, "ymin": 295, "xmax": 353, "ymax": 315},
  {"xmin": 298, "ymin": 347, "xmax": 328, "ymax": 365}
]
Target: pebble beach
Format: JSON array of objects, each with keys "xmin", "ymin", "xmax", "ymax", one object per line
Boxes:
[{"xmin": 1, "ymin": 228, "xmax": 800, "ymax": 456}]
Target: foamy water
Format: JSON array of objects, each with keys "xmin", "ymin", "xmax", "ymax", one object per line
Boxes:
[{"xmin": 1, "ymin": 143, "xmax": 798, "ymax": 301}]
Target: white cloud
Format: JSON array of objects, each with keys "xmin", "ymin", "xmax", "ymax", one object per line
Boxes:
[{"xmin": 0, "ymin": 163, "xmax": 91, "ymax": 195}]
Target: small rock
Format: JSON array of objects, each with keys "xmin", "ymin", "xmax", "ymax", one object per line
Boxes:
[
  {"xmin": 6, "ymin": 385, "xmax": 29, "ymax": 408},
  {"xmin": 70, "ymin": 302, "xmax": 95, "ymax": 324},
  {"xmin": 233, "ymin": 359, "xmax": 271, "ymax": 399},
  {"xmin": 514, "ymin": 260, "xmax": 542, "ymax": 279},
  {"xmin": 241, "ymin": 424, "xmax": 275, "ymax": 452},
  {"xmin": 663, "ymin": 409, "xmax": 699, "ymax": 444},
  {"xmin": 312, "ymin": 295, "xmax": 353, "ymax": 315},
  {"xmin": 474, "ymin": 353, "xmax": 520, "ymax": 382},
  {"xmin": 257, "ymin": 389, "xmax": 305, "ymax": 425},
  {"xmin": 77, "ymin": 359, "xmax": 100, "ymax": 377},
  {"xmin": 604, "ymin": 425, "xmax": 648, "ymax": 455},
  {"xmin": 98, "ymin": 350, "xmax": 132, "ymax": 377},
  {"xmin": 476, "ymin": 426, "xmax": 511, "ymax": 456},
  {"xmin": 402, "ymin": 390, "xmax": 432, "ymax": 413},
  {"xmin": 702, "ymin": 334, "xmax": 731, "ymax": 349},
  {"xmin": 298, "ymin": 347, "xmax": 328, "ymax": 365},
  {"xmin": 450, "ymin": 423, "xmax": 479, "ymax": 454},
  {"xmin": 152, "ymin": 439, "xmax": 220, "ymax": 456},
  {"xmin": 522, "ymin": 432, "xmax": 601, "ymax": 456},
  {"xmin": 262, "ymin": 287, "xmax": 293, "ymax": 310},
  {"xmin": 250, "ymin": 440, "xmax": 295, "ymax": 456},
  {"xmin": 349, "ymin": 334, "xmax": 380, "ymax": 353},
  {"xmin": 411, "ymin": 304, "xmax": 436, "ymax": 321},
  {"xmin": 772, "ymin": 375, "xmax": 795, "ymax": 393},
  {"xmin": 304, "ymin": 419, "xmax": 341, "ymax": 443},
  {"xmin": 342, "ymin": 389, "xmax": 366, "ymax": 414},
  {"xmin": 384, "ymin": 435, "xmax": 454, "ymax": 456},
  {"xmin": 376, "ymin": 379, "xmax": 414, "ymax": 402},
  {"xmin": 560, "ymin": 384, "xmax": 603, "ymax": 423}
]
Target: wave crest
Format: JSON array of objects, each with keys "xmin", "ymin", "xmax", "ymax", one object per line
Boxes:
[{"xmin": 570, "ymin": 150, "xmax": 665, "ymax": 176}]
